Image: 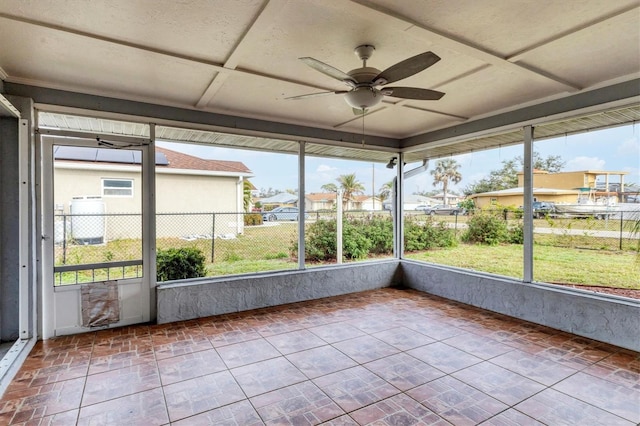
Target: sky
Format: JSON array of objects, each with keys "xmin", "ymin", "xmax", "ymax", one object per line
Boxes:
[{"xmin": 157, "ymin": 123, "xmax": 640, "ymax": 197}]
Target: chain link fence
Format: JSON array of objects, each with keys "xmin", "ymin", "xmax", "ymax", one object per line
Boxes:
[
  {"xmin": 408, "ymin": 208, "xmax": 640, "ymax": 251},
  {"xmin": 54, "ymin": 213, "xmax": 142, "ymax": 285},
  {"xmin": 53, "ymin": 207, "xmax": 638, "ymax": 285}
]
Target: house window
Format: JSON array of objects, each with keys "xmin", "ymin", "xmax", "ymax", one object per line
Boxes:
[{"xmin": 102, "ymin": 178, "xmax": 133, "ymax": 197}]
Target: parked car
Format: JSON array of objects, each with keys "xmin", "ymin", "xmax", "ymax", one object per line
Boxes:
[
  {"xmin": 415, "ymin": 205, "xmax": 429, "ymax": 211},
  {"xmin": 262, "ymin": 207, "xmax": 306, "ymax": 221},
  {"xmin": 424, "ymin": 204, "xmax": 465, "ymax": 215},
  {"xmin": 532, "ymin": 201, "xmax": 556, "ymax": 218}
]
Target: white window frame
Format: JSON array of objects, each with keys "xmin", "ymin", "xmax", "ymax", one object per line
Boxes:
[{"xmin": 102, "ymin": 178, "xmax": 134, "ymax": 197}]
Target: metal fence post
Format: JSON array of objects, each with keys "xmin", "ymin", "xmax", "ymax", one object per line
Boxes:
[
  {"xmin": 211, "ymin": 213, "xmax": 216, "ymax": 263},
  {"xmin": 619, "ymin": 210, "xmax": 624, "ymax": 251},
  {"xmin": 454, "ymin": 212, "xmax": 458, "ymax": 235},
  {"xmin": 62, "ymin": 213, "xmax": 67, "ymax": 264}
]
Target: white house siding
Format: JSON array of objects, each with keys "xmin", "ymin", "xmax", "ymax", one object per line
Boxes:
[
  {"xmin": 54, "ymin": 164, "xmax": 243, "ymax": 241},
  {"xmin": 156, "ymin": 173, "xmax": 241, "ymax": 237}
]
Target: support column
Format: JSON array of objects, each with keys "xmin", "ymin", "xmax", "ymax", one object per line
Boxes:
[
  {"xmin": 523, "ymin": 125, "xmax": 534, "ymax": 283},
  {"xmin": 143, "ymin": 124, "xmax": 157, "ymax": 321},
  {"xmin": 394, "ymin": 154, "xmax": 405, "ymax": 258},
  {"xmin": 298, "ymin": 142, "xmax": 305, "ymax": 270},
  {"xmin": 0, "ymin": 116, "xmax": 20, "ymax": 340}
]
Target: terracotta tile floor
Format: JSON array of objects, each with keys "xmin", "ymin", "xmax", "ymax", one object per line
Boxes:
[{"xmin": 1, "ymin": 288, "xmax": 638, "ymax": 425}]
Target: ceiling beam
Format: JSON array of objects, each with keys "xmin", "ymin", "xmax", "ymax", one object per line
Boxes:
[
  {"xmin": 196, "ymin": 0, "xmax": 290, "ymax": 108},
  {"xmin": 5, "ymin": 82, "xmax": 399, "ymax": 150},
  {"xmin": 401, "ymin": 79, "xmax": 640, "ymax": 149},
  {"xmin": 344, "ymin": 0, "xmax": 582, "ymax": 91},
  {"xmin": 506, "ymin": 4, "xmax": 639, "ymax": 62}
]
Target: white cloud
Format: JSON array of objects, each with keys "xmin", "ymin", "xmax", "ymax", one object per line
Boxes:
[
  {"xmin": 565, "ymin": 156, "xmax": 605, "ymax": 171},
  {"xmin": 316, "ymin": 164, "xmax": 337, "ymax": 172},
  {"xmin": 616, "ymin": 137, "xmax": 640, "ymax": 157}
]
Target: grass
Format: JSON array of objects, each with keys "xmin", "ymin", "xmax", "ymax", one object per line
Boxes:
[
  {"xmin": 405, "ymin": 244, "xmax": 639, "ymax": 289},
  {"xmin": 54, "ymin": 219, "xmax": 639, "ymax": 289}
]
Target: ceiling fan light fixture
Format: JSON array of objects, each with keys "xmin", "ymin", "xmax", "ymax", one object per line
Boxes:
[{"xmin": 344, "ymin": 87, "xmax": 383, "ymax": 109}]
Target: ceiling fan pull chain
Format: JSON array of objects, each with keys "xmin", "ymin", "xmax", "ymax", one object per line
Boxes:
[{"xmin": 362, "ymin": 110, "xmax": 365, "ymax": 147}]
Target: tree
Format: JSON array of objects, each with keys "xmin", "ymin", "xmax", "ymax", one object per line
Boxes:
[
  {"xmin": 259, "ymin": 187, "xmax": 283, "ymax": 197},
  {"xmin": 321, "ymin": 183, "xmax": 338, "ymax": 193},
  {"xmin": 322, "ymin": 173, "xmax": 365, "ymax": 209},
  {"xmin": 243, "ymin": 180, "xmax": 253, "ymax": 212},
  {"xmin": 430, "ymin": 159, "xmax": 462, "ymax": 205},
  {"xmin": 463, "ymin": 152, "xmax": 565, "ymax": 195},
  {"xmin": 378, "ymin": 180, "xmax": 394, "ymax": 204}
]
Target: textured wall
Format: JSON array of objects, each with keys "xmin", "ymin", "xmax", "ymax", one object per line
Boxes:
[
  {"xmin": 157, "ymin": 260, "xmax": 401, "ymax": 323},
  {"xmin": 400, "ymin": 261, "xmax": 640, "ymax": 351}
]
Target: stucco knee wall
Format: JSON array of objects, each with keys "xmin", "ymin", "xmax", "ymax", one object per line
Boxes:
[
  {"xmin": 157, "ymin": 260, "xmax": 401, "ymax": 324},
  {"xmin": 400, "ymin": 260, "xmax": 640, "ymax": 351}
]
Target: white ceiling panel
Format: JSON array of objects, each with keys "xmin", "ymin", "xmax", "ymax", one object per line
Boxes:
[
  {"xmin": 0, "ymin": 0, "xmax": 264, "ymax": 63},
  {"xmin": 517, "ymin": 9, "xmax": 640, "ymax": 88},
  {"xmin": 0, "ymin": 19, "xmax": 214, "ymax": 105},
  {"xmin": 434, "ymin": 65, "xmax": 560, "ymax": 118},
  {"xmin": 367, "ymin": 0, "xmax": 639, "ymax": 58}
]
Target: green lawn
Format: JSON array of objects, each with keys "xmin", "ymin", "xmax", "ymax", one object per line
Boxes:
[
  {"xmin": 55, "ymin": 220, "xmax": 638, "ymax": 288},
  {"xmin": 405, "ymin": 244, "xmax": 639, "ymax": 289}
]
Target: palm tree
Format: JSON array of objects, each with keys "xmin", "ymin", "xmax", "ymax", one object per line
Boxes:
[
  {"xmin": 243, "ymin": 180, "xmax": 253, "ymax": 212},
  {"xmin": 336, "ymin": 173, "xmax": 365, "ymax": 209},
  {"xmin": 430, "ymin": 159, "xmax": 462, "ymax": 205},
  {"xmin": 378, "ymin": 180, "xmax": 394, "ymax": 204},
  {"xmin": 320, "ymin": 183, "xmax": 338, "ymax": 193},
  {"xmin": 322, "ymin": 174, "xmax": 365, "ymax": 209}
]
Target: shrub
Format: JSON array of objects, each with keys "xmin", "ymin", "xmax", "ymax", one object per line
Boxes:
[
  {"xmin": 244, "ymin": 213, "xmax": 263, "ymax": 226},
  {"xmin": 294, "ymin": 216, "xmax": 394, "ymax": 261},
  {"xmin": 156, "ymin": 247, "xmax": 207, "ymax": 281},
  {"xmin": 292, "ymin": 215, "xmax": 457, "ymax": 261},
  {"xmin": 507, "ymin": 222, "xmax": 524, "ymax": 244},
  {"xmin": 355, "ymin": 216, "xmax": 393, "ymax": 254},
  {"xmin": 458, "ymin": 198, "xmax": 475, "ymax": 213},
  {"xmin": 462, "ymin": 212, "xmax": 509, "ymax": 245},
  {"xmin": 342, "ymin": 221, "xmax": 373, "ymax": 260},
  {"xmin": 296, "ymin": 219, "xmax": 337, "ymax": 261},
  {"xmin": 404, "ymin": 218, "xmax": 457, "ymax": 251}
]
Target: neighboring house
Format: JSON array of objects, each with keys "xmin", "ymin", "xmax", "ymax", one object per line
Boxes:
[
  {"xmin": 399, "ymin": 194, "xmax": 439, "ymax": 211},
  {"xmin": 468, "ymin": 187, "xmax": 580, "ymax": 209},
  {"xmin": 259, "ymin": 193, "xmax": 298, "ymax": 209},
  {"xmin": 53, "ymin": 146, "xmax": 253, "ymax": 240},
  {"xmin": 352, "ymin": 195, "xmax": 382, "ymax": 211},
  {"xmin": 305, "ymin": 192, "xmax": 336, "ymax": 211},
  {"xmin": 305, "ymin": 193, "xmax": 382, "ymax": 211},
  {"xmin": 469, "ymin": 169, "xmax": 630, "ymax": 208},
  {"xmin": 430, "ymin": 192, "xmax": 463, "ymax": 205},
  {"xmin": 516, "ymin": 170, "xmax": 628, "ymax": 200}
]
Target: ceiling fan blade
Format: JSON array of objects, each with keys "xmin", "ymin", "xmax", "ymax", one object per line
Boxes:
[
  {"xmin": 299, "ymin": 57, "xmax": 355, "ymax": 83},
  {"xmin": 382, "ymin": 87, "xmax": 445, "ymax": 100},
  {"xmin": 285, "ymin": 91, "xmax": 348, "ymax": 100},
  {"xmin": 373, "ymin": 52, "xmax": 441, "ymax": 85}
]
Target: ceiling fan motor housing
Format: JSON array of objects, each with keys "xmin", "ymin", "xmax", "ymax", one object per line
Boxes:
[{"xmin": 344, "ymin": 67, "xmax": 384, "ymax": 109}]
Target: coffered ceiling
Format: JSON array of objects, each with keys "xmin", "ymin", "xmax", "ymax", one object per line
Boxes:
[{"xmin": 1, "ymin": 0, "xmax": 639, "ymax": 160}]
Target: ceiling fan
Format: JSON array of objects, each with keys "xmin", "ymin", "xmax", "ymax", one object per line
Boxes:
[{"xmin": 287, "ymin": 45, "xmax": 445, "ymax": 114}]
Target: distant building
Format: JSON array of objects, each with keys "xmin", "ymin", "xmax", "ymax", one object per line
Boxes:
[
  {"xmin": 304, "ymin": 193, "xmax": 382, "ymax": 211},
  {"xmin": 53, "ymin": 146, "xmax": 253, "ymax": 238},
  {"xmin": 258, "ymin": 193, "xmax": 299, "ymax": 208},
  {"xmin": 469, "ymin": 170, "xmax": 629, "ymax": 208},
  {"xmin": 430, "ymin": 192, "xmax": 463, "ymax": 205}
]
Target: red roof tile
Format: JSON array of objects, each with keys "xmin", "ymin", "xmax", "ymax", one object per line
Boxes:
[{"xmin": 156, "ymin": 147, "xmax": 251, "ymax": 174}]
